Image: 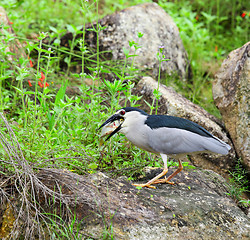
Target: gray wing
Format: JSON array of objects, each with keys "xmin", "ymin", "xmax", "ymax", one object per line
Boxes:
[{"xmin": 148, "ymin": 127, "xmax": 230, "ymax": 155}]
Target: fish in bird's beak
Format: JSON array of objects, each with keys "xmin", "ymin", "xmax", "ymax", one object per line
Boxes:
[{"xmin": 99, "ymin": 113, "xmax": 124, "ymax": 140}]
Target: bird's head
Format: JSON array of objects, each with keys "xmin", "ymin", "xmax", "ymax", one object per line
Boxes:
[{"xmin": 99, "ymin": 107, "xmax": 148, "ymax": 141}]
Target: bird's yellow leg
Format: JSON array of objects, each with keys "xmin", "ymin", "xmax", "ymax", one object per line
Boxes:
[
  {"xmin": 132, "ymin": 167, "xmax": 169, "ymax": 189},
  {"xmin": 153, "ymin": 159, "xmax": 183, "ymax": 184}
]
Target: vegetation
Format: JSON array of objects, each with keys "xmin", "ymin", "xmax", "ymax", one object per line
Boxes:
[
  {"xmin": 226, "ymin": 159, "xmax": 250, "ymax": 210},
  {"xmin": 0, "ymin": 0, "xmax": 249, "ymax": 239}
]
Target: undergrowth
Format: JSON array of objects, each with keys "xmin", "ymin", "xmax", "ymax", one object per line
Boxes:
[{"xmin": 226, "ymin": 159, "xmax": 250, "ymax": 209}]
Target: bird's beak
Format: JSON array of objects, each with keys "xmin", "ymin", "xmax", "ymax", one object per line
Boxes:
[{"xmin": 99, "ymin": 114, "xmax": 124, "ymax": 141}]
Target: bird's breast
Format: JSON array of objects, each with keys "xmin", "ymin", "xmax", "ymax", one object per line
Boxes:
[{"xmin": 121, "ymin": 124, "xmax": 157, "ymax": 153}]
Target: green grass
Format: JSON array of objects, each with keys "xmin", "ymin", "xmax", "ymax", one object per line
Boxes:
[
  {"xmin": 226, "ymin": 159, "xmax": 250, "ymax": 208},
  {"xmin": 0, "ymin": 0, "xmax": 249, "ymax": 238}
]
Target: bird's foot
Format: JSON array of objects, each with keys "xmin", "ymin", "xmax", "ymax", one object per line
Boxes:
[
  {"xmin": 132, "ymin": 177, "xmax": 174, "ymax": 188},
  {"xmin": 151, "ymin": 177, "xmax": 175, "ymax": 185},
  {"xmin": 132, "ymin": 183, "xmax": 156, "ymax": 189}
]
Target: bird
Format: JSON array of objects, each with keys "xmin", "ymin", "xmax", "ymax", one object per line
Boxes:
[{"xmin": 99, "ymin": 107, "xmax": 231, "ymax": 189}]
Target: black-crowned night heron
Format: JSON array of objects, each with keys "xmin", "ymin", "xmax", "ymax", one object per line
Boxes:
[{"xmin": 99, "ymin": 107, "xmax": 231, "ymax": 189}]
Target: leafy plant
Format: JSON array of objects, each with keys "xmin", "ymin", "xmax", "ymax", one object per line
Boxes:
[{"xmin": 226, "ymin": 159, "xmax": 249, "ymax": 206}]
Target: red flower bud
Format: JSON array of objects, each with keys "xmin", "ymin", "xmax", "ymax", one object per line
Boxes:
[
  {"xmin": 38, "ymin": 81, "xmax": 44, "ymax": 88},
  {"xmin": 241, "ymin": 12, "xmax": 246, "ymax": 18},
  {"xmin": 39, "ymin": 72, "xmax": 45, "ymax": 82},
  {"xmin": 29, "ymin": 60, "xmax": 33, "ymax": 68}
]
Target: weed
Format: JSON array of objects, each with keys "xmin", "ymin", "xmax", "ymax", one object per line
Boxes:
[
  {"xmin": 226, "ymin": 159, "xmax": 249, "ymax": 207},
  {"xmin": 151, "ymin": 46, "xmax": 169, "ymax": 114},
  {"xmin": 45, "ymin": 211, "xmax": 86, "ymax": 240}
]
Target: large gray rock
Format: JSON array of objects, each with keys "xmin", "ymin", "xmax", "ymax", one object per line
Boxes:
[
  {"xmin": 38, "ymin": 168, "xmax": 250, "ymax": 240},
  {"xmin": 213, "ymin": 42, "xmax": 250, "ymax": 171},
  {"xmin": 134, "ymin": 76, "xmax": 235, "ymax": 175},
  {"xmin": 64, "ymin": 3, "xmax": 190, "ymax": 79}
]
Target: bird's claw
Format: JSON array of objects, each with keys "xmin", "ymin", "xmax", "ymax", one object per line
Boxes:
[
  {"xmin": 151, "ymin": 178, "xmax": 175, "ymax": 185},
  {"xmin": 132, "ymin": 177, "xmax": 175, "ymax": 189}
]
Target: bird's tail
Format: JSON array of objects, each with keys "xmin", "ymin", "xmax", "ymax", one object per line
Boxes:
[{"xmin": 205, "ymin": 135, "xmax": 231, "ymax": 155}]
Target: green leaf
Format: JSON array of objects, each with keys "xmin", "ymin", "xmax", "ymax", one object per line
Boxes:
[
  {"xmin": 88, "ymin": 162, "xmax": 98, "ymax": 170},
  {"xmin": 201, "ymin": 12, "xmax": 217, "ymax": 23},
  {"xmin": 66, "ymin": 24, "xmax": 77, "ymax": 34},
  {"xmin": 47, "ymin": 112, "xmax": 55, "ymax": 130},
  {"xmin": 137, "ymin": 32, "xmax": 144, "ymax": 38},
  {"xmin": 12, "ymin": 86, "xmax": 23, "ymax": 94},
  {"xmin": 24, "ymin": 91, "xmax": 35, "ymax": 95},
  {"xmin": 53, "ymin": 38, "xmax": 61, "ymax": 46},
  {"xmin": 49, "ymin": 26, "xmax": 58, "ymax": 33},
  {"xmin": 55, "ymin": 82, "xmax": 67, "ymax": 106},
  {"xmin": 144, "ymin": 100, "xmax": 154, "ymax": 110},
  {"xmin": 123, "ymin": 47, "xmax": 130, "ymax": 58}
]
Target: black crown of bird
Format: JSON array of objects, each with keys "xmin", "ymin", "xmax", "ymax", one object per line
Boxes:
[{"xmin": 99, "ymin": 107, "xmax": 231, "ymax": 189}]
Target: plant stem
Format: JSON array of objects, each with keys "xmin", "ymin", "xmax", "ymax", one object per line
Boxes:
[
  {"xmin": 216, "ymin": 0, "xmax": 220, "ymax": 36},
  {"xmin": 20, "ymin": 75, "xmax": 27, "ymax": 128},
  {"xmin": 80, "ymin": 0, "xmax": 87, "ymax": 83},
  {"xmin": 66, "ymin": 34, "xmax": 76, "ymax": 76},
  {"xmin": 35, "ymin": 39, "xmax": 42, "ymax": 114},
  {"xmin": 0, "ymin": 67, "xmax": 3, "ymax": 111},
  {"xmin": 155, "ymin": 55, "xmax": 162, "ymax": 115},
  {"xmin": 231, "ymin": 0, "xmax": 235, "ymax": 30},
  {"xmin": 96, "ymin": 0, "xmax": 100, "ymax": 82},
  {"xmin": 41, "ymin": 50, "xmax": 52, "ymax": 108},
  {"xmin": 31, "ymin": 38, "xmax": 43, "ymax": 146}
]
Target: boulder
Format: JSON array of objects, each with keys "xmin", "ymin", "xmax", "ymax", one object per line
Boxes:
[
  {"xmin": 133, "ymin": 76, "xmax": 235, "ymax": 175},
  {"xmin": 213, "ymin": 42, "xmax": 250, "ymax": 171},
  {"xmin": 59, "ymin": 3, "xmax": 191, "ymax": 80},
  {"xmin": 38, "ymin": 168, "xmax": 250, "ymax": 240}
]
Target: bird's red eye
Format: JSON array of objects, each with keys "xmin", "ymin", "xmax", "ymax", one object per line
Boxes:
[{"xmin": 120, "ymin": 110, "xmax": 125, "ymax": 115}]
